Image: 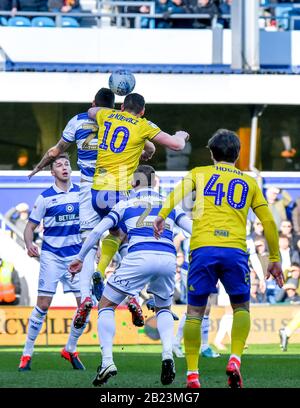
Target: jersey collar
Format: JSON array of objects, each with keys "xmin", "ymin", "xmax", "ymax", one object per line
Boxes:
[{"xmin": 52, "ymin": 182, "xmax": 74, "ymax": 194}]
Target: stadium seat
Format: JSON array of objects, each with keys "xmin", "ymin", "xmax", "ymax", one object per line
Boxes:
[
  {"xmin": 7, "ymin": 17, "xmax": 31, "ymax": 27},
  {"xmin": 31, "ymin": 17, "xmax": 55, "ymax": 27},
  {"xmin": 61, "ymin": 17, "xmax": 80, "ymax": 28},
  {"xmin": 0, "ymin": 17, "xmax": 8, "ymax": 26}
]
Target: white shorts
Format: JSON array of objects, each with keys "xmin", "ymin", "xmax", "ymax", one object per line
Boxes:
[
  {"xmin": 79, "ymin": 181, "xmax": 100, "ymax": 233},
  {"xmin": 104, "ymin": 251, "xmax": 176, "ymax": 307},
  {"xmin": 38, "ymin": 250, "xmax": 80, "ymax": 297}
]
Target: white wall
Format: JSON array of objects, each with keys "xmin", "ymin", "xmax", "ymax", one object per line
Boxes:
[
  {"xmin": 0, "ymin": 27, "xmax": 212, "ymax": 64},
  {"xmin": 1, "ymin": 71, "xmax": 300, "ymax": 104}
]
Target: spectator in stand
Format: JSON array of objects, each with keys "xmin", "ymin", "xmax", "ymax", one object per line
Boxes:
[
  {"xmin": 169, "ymin": 0, "xmax": 191, "ymax": 29},
  {"xmin": 0, "ymin": 257, "xmax": 21, "ymax": 305},
  {"xmin": 251, "ymin": 218, "xmax": 268, "ymax": 249},
  {"xmin": 255, "ymin": 239, "xmax": 269, "ymax": 277},
  {"xmin": 48, "ymin": 0, "xmax": 81, "ymax": 13},
  {"xmin": 191, "ymin": 0, "xmax": 219, "ymax": 29},
  {"xmin": 154, "ymin": 0, "xmax": 173, "ymax": 28},
  {"xmin": 12, "ymin": 0, "xmax": 47, "ymax": 12},
  {"xmin": 250, "ymin": 270, "xmax": 266, "ymax": 304},
  {"xmin": 292, "ymin": 198, "xmax": 300, "ymax": 235},
  {"xmin": 218, "ymin": 0, "xmax": 231, "ymax": 28},
  {"xmin": 140, "ymin": 0, "xmax": 172, "ymax": 29},
  {"xmin": 265, "ymin": 187, "xmax": 293, "ymax": 231},
  {"xmin": 276, "ymin": 280, "xmax": 300, "ymax": 304},
  {"xmin": 279, "ymin": 234, "xmax": 300, "ymax": 272},
  {"xmin": 283, "ymin": 262, "xmax": 300, "ymax": 291},
  {"xmin": 279, "ymin": 220, "xmax": 297, "ymax": 248}
]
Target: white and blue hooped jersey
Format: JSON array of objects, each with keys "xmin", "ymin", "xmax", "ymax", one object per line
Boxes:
[
  {"xmin": 107, "ymin": 188, "xmax": 187, "ymax": 255},
  {"xmin": 29, "ymin": 183, "xmax": 81, "ymax": 258},
  {"xmin": 62, "ymin": 112, "xmax": 98, "ymax": 182}
]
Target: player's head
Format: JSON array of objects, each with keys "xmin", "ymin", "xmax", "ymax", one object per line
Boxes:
[
  {"xmin": 50, "ymin": 153, "xmax": 71, "ymax": 182},
  {"xmin": 132, "ymin": 165, "xmax": 155, "ymax": 189},
  {"xmin": 93, "ymin": 88, "xmax": 115, "ymax": 108},
  {"xmin": 207, "ymin": 129, "xmax": 240, "ymax": 164},
  {"xmin": 122, "ymin": 93, "xmax": 145, "ymax": 117}
]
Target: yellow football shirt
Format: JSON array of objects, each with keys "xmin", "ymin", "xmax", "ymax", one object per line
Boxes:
[
  {"xmin": 92, "ymin": 109, "xmax": 161, "ymax": 191},
  {"xmin": 159, "ymin": 163, "xmax": 268, "ymax": 252}
]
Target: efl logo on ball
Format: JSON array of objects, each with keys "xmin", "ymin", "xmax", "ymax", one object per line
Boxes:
[{"xmin": 108, "ymin": 69, "xmax": 136, "ymax": 96}]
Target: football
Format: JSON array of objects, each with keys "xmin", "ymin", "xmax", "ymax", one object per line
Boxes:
[{"xmin": 108, "ymin": 69, "xmax": 136, "ymax": 96}]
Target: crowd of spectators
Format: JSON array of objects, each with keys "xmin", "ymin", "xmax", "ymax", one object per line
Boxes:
[{"xmin": 1, "ymin": 0, "xmax": 300, "ymax": 30}]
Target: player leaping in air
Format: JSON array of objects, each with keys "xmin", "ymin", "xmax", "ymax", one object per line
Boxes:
[
  {"xmin": 73, "ymin": 92, "xmax": 189, "ymax": 327},
  {"xmin": 154, "ymin": 129, "xmax": 284, "ymax": 389}
]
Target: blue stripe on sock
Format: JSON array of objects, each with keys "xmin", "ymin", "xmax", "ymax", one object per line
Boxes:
[
  {"xmin": 34, "ymin": 306, "xmax": 47, "ymax": 315},
  {"xmin": 98, "ymin": 307, "xmax": 115, "ymax": 316}
]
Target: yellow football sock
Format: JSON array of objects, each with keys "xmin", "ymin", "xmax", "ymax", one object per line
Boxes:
[
  {"xmin": 97, "ymin": 234, "xmax": 121, "ymax": 278},
  {"xmin": 286, "ymin": 311, "xmax": 300, "ymax": 337},
  {"xmin": 231, "ymin": 308, "xmax": 250, "ymax": 358},
  {"xmin": 183, "ymin": 315, "xmax": 202, "ymax": 372}
]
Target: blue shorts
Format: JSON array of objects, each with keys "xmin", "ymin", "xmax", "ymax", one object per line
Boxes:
[
  {"xmin": 91, "ymin": 189, "xmax": 128, "ymax": 232},
  {"xmin": 187, "ymin": 246, "xmax": 250, "ymax": 306}
]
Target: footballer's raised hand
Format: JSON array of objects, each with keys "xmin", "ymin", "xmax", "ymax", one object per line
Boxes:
[
  {"xmin": 266, "ymin": 262, "xmax": 284, "ymax": 288},
  {"xmin": 26, "ymin": 243, "xmax": 39, "ymax": 258},
  {"xmin": 153, "ymin": 216, "xmax": 165, "ymax": 239}
]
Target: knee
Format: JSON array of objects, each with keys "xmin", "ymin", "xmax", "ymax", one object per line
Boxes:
[{"xmin": 231, "ymin": 302, "xmax": 249, "ymax": 313}]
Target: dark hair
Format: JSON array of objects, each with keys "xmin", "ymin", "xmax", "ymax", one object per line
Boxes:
[
  {"xmin": 207, "ymin": 129, "xmax": 240, "ymax": 163},
  {"xmin": 133, "ymin": 165, "xmax": 155, "ymax": 187},
  {"xmin": 124, "ymin": 93, "xmax": 145, "ymax": 115},
  {"xmin": 50, "ymin": 152, "xmax": 70, "ymax": 169},
  {"xmin": 279, "ymin": 234, "xmax": 289, "ymax": 240},
  {"xmin": 94, "ymin": 88, "xmax": 115, "ymax": 108}
]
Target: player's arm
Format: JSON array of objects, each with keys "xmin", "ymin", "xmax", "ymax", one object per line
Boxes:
[
  {"xmin": 24, "ymin": 221, "xmax": 40, "ymax": 257},
  {"xmin": 253, "ymin": 204, "xmax": 283, "ymax": 287},
  {"xmin": 154, "ymin": 172, "xmax": 195, "ymax": 238},
  {"xmin": 68, "ymin": 217, "xmax": 115, "ymax": 273},
  {"xmin": 28, "ymin": 139, "xmax": 71, "ymax": 179},
  {"xmin": 88, "ymin": 107, "xmax": 111, "ymax": 120},
  {"xmin": 141, "ymin": 141, "xmax": 156, "ymax": 161},
  {"xmin": 153, "ymin": 130, "xmax": 189, "ymax": 151}
]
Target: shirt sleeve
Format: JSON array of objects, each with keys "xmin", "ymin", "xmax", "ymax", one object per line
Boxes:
[
  {"xmin": 95, "ymin": 109, "xmax": 105, "ymax": 126},
  {"xmin": 159, "ymin": 170, "xmax": 195, "ymax": 220},
  {"xmin": 142, "ymin": 119, "xmax": 161, "ymax": 141},
  {"xmin": 251, "ymin": 182, "xmax": 268, "ymax": 211},
  {"xmin": 29, "ymin": 195, "xmax": 46, "ymax": 225},
  {"xmin": 62, "ymin": 116, "xmax": 77, "ymax": 143},
  {"xmin": 108, "ymin": 200, "xmax": 127, "ymax": 226}
]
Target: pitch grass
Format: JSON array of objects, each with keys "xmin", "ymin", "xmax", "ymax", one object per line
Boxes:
[{"xmin": 1, "ymin": 344, "xmax": 300, "ymax": 388}]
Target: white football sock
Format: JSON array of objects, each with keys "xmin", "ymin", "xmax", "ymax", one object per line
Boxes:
[
  {"xmin": 98, "ymin": 308, "xmax": 115, "ymax": 368},
  {"xmin": 201, "ymin": 315, "xmax": 210, "ymax": 351},
  {"xmin": 65, "ymin": 309, "xmax": 90, "ymax": 353},
  {"xmin": 23, "ymin": 306, "xmax": 47, "ymax": 356},
  {"xmin": 174, "ymin": 313, "xmax": 186, "ymax": 345},
  {"xmin": 80, "ymin": 247, "xmax": 96, "ymax": 301},
  {"xmin": 157, "ymin": 309, "xmax": 174, "ymax": 361}
]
